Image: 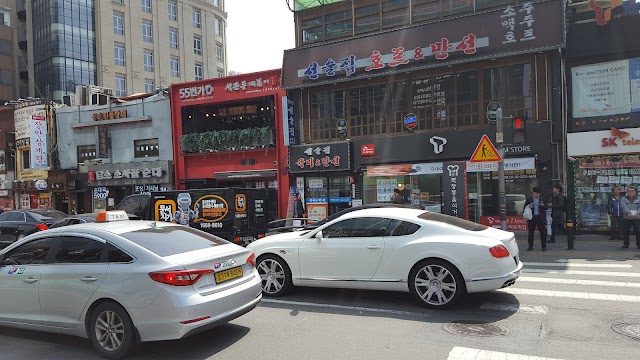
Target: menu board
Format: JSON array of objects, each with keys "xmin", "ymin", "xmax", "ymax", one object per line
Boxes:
[{"xmin": 376, "ymin": 179, "xmax": 397, "ymax": 202}]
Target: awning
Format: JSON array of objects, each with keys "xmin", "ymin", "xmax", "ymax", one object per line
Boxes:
[{"xmin": 213, "ymin": 169, "xmax": 277, "ymax": 180}]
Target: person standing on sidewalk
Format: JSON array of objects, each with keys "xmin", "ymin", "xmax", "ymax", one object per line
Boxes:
[
  {"xmin": 524, "ymin": 186, "xmax": 548, "ymax": 251},
  {"xmin": 621, "ymin": 186, "xmax": 640, "ymax": 249},
  {"xmin": 548, "ymin": 184, "xmax": 566, "ymax": 243},
  {"xmin": 609, "ymin": 185, "xmax": 624, "ymax": 240}
]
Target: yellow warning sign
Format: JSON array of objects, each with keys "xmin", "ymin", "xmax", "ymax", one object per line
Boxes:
[{"xmin": 469, "ymin": 135, "xmax": 503, "ymax": 163}]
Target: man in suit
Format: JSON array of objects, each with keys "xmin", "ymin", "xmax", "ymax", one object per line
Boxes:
[{"xmin": 524, "ymin": 186, "xmax": 548, "ymax": 251}]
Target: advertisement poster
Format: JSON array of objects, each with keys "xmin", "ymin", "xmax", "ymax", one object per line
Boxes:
[
  {"xmin": 376, "ymin": 178, "xmax": 397, "ymax": 202},
  {"xmin": 480, "ymin": 216, "xmax": 528, "ymax": 231},
  {"xmin": 572, "ymin": 60, "xmax": 631, "ymax": 118},
  {"xmin": 14, "ymin": 101, "xmax": 45, "ymax": 140},
  {"xmin": 0, "ymin": 197, "xmax": 13, "ymax": 211},
  {"xmin": 307, "ymin": 203, "xmax": 328, "ymax": 223},
  {"xmin": 153, "ymin": 191, "xmax": 231, "ymax": 230}
]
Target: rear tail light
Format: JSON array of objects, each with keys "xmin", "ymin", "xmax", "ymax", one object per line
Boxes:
[
  {"xmin": 246, "ymin": 253, "xmax": 256, "ymax": 267},
  {"xmin": 257, "ymin": 234, "xmax": 265, "ymax": 239},
  {"xmin": 180, "ymin": 316, "xmax": 211, "ymax": 325},
  {"xmin": 489, "ymin": 245, "xmax": 511, "ymax": 259},
  {"xmin": 35, "ymin": 223, "xmax": 49, "ymax": 231},
  {"xmin": 233, "ymin": 236, "xmax": 242, "ymax": 243},
  {"xmin": 148, "ymin": 269, "xmax": 213, "ymax": 286}
]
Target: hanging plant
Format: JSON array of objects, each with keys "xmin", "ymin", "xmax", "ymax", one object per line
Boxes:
[{"xmin": 239, "ymin": 128, "xmax": 251, "ymax": 149}]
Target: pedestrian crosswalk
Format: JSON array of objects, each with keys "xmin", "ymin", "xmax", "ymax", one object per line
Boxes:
[{"xmin": 448, "ymin": 346, "xmax": 566, "ymax": 360}]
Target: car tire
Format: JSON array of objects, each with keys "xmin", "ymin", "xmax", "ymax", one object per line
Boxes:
[
  {"xmin": 256, "ymin": 254, "xmax": 293, "ymax": 297},
  {"xmin": 409, "ymin": 259, "xmax": 465, "ymax": 310},
  {"xmin": 88, "ymin": 302, "xmax": 136, "ymax": 359}
]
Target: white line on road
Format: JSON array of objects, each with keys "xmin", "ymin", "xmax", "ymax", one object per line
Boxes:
[
  {"xmin": 448, "ymin": 346, "xmax": 566, "ymax": 360},
  {"xmin": 480, "ymin": 303, "xmax": 549, "ymax": 314},
  {"xmin": 260, "ymin": 298, "xmax": 433, "ymax": 317},
  {"xmin": 523, "ymin": 268, "xmax": 640, "ymax": 278},
  {"xmin": 518, "ymin": 276, "xmax": 640, "ymax": 288},
  {"xmin": 499, "ymin": 287, "xmax": 640, "ymax": 303},
  {"xmin": 523, "ymin": 262, "xmax": 632, "ymax": 268}
]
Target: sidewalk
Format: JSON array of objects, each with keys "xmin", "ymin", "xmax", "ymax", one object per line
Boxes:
[{"xmin": 512, "ymin": 231, "xmax": 640, "ymax": 257}]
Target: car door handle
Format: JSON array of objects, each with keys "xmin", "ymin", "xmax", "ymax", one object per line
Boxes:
[
  {"xmin": 81, "ymin": 276, "xmax": 98, "ymax": 282},
  {"xmin": 23, "ymin": 277, "xmax": 38, "ymax": 284},
  {"xmin": 366, "ymin": 245, "xmax": 381, "ymax": 250}
]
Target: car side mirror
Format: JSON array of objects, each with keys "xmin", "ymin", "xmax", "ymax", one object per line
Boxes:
[{"xmin": 315, "ymin": 231, "xmax": 323, "ymax": 240}]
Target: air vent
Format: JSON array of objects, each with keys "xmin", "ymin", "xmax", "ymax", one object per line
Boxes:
[{"xmin": 240, "ymin": 159, "xmax": 256, "ymax": 166}]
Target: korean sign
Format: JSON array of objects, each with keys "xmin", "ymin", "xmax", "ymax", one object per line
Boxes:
[
  {"xmin": 98, "ymin": 126, "xmax": 109, "ymax": 159},
  {"xmin": 572, "ymin": 60, "xmax": 633, "ymax": 118},
  {"xmin": 282, "ymin": 0, "xmax": 564, "ymax": 89},
  {"xmin": 93, "ymin": 167, "xmax": 163, "ymax": 181},
  {"xmin": 442, "ymin": 161, "xmax": 468, "ymax": 219},
  {"xmin": 288, "ymin": 141, "xmax": 351, "ymax": 173},
  {"xmin": 225, "ymin": 75, "xmax": 280, "ymax": 94},
  {"xmin": 30, "ymin": 118, "xmax": 48, "ymax": 169},
  {"xmin": 14, "ymin": 101, "xmax": 45, "ymax": 140},
  {"xmin": 92, "ymin": 109, "xmax": 128, "ymax": 121},
  {"xmin": 88, "ymin": 160, "xmax": 172, "ymax": 186}
]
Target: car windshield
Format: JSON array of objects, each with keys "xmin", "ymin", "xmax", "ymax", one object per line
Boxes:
[
  {"xmin": 29, "ymin": 210, "xmax": 69, "ymax": 221},
  {"xmin": 120, "ymin": 225, "xmax": 230, "ymax": 257},
  {"xmin": 418, "ymin": 212, "xmax": 488, "ymax": 232}
]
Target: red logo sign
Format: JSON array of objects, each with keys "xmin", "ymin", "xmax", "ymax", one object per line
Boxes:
[
  {"xmin": 88, "ymin": 171, "xmax": 96, "ymax": 181},
  {"xmin": 589, "ymin": 0, "xmax": 622, "ymax": 26},
  {"xmin": 601, "ymin": 127, "xmax": 639, "ymax": 147},
  {"xmin": 480, "ymin": 216, "xmax": 528, "ymax": 231},
  {"xmin": 361, "ymin": 144, "xmax": 375, "ymax": 156}
]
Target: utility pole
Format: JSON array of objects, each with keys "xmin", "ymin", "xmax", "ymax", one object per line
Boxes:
[{"xmin": 496, "ymin": 108, "xmax": 506, "ymax": 231}]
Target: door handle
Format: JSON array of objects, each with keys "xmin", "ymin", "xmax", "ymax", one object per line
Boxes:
[
  {"xmin": 366, "ymin": 245, "xmax": 381, "ymax": 250},
  {"xmin": 81, "ymin": 276, "xmax": 98, "ymax": 282},
  {"xmin": 23, "ymin": 277, "xmax": 38, "ymax": 284}
]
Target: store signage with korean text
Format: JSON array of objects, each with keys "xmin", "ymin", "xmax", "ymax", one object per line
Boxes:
[
  {"xmin": 92, "ymin": 167, "xmax": 163, "ymax": 181},
  {"xmin": 133, "ymin": 184, "xmax": 168, "ymax": 195},
  {"xmin": 289, "ymin": 142, "xmax": 351, "ymax": 173},
  {"xmin": 31, "ymin": 117, "xmax": 48, "ymax": 169},
  {"xmin": 361, "ymin": 144, "xmax": 375, "ymax": 156},
  {"xmin": 225, "ymin": 75, "xmax": 280, "ymax": 94},
  {"xmin": 98, "ymin": 126, "xmax": 109, "ymax": 158},
  {"xmin": 92, "ymin": 109, "xmax": 128, "ymax": 121},
  {"xmin": 14, "ymin": 100, "xmax": 45, "ymax": 140},
  {"xmin": 282, "ymin": 0, "xmax": 564, "ymax": 89},
  {"xmin": 283, "ymin": 96, "xmax": 298, "ymax": 146},
  {"xmin": 179, "ymin": 84, "xmax": 214, "ymax": 100},
  {"xmin": 568, "ymin": 127, "xmax": 640, "ymax": 156},
  {"xmin": 442, "ymin": 161, "xmax": 468, "ymax": 219}
]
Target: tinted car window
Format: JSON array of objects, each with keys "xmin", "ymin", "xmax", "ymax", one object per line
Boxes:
[
  {"xmin": 107, "ymin": 243, "xmax": 134, "ymax": 263},
  {"xmin": 120, "ymin": 226, "xmax": 229, "ymax": 257},
  {"xmin": 8, "ymin": 212, "xmax": 26, "ymax": 221},
  {"xmin": 49, "ymin": 219, "xmax": 69, "ymax": 229},
  {"xmin": 0, "ymin": 212, "xmax": 11, "ymax": 221},
  {"xmin": 53, "ymin": 236, "xmax": 106, "ymax": 264},
  {"xmin": 323, "ymin": 217, "xmax": 392, "ymax": 238},
  {"xmin": 1, "ymin": 238, "xmax": 56, "ymax": 265},
  {"xmin": 389, "ymin": 220, "xmax": 421, "ymax": 236},
  {"xmin": 418, "ymin": 212, "xmax": 488, "ymax": 231},
  {"xmin": 30, "ymin": 210, "xmax": 68, "ymax": 221}
]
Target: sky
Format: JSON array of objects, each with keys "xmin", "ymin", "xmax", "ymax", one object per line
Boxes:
[{"xmin": 225, "ymin": 1, "xmax": 296, "ymax": 74}]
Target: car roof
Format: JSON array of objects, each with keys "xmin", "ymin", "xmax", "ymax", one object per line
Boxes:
[
  {"xmin": 43, "ymin": 220, "xmax": 177, "ymax": 236},
  {"xmin": 336, "ymin": 207, "xmax": 426, "ymax": 221}
]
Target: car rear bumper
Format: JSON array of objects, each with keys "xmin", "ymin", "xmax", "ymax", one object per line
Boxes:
[
  {"xmin": 466, "ymin": 260, "xmax": 523, "ymax": 293},
  {"xmin": 131, "ymin": 273, "xmax": 262, "ymax": 342}
]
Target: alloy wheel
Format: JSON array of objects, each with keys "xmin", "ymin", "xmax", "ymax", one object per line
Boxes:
[
  {"xmin": 413, "ymin": 264, "xmax": 457, "ymax": 306},
  {"xmin": 257, "ymin": 259, "xmax": 286, "ymax": 295},
  {"xmin": 94, "ymin": 310, "xmax": 125, "ymax": 352}
]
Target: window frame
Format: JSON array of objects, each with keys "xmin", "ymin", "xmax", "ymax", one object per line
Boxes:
[
  {"xmin": 134, "ymin": 138, "xmax": 160, "ymax": 158},
  {"xmin": 215, "ymin": 17, "xmax": 223, "ymax": 35},
  {"xmin": 50, "ymin": 236, "xmax": 109, "ymax": 264},
  {"xmin": 143, "ymin": 50, "xmax": 154, "ymax": 72},
  {"xmin": 144, "ymin": 79, "xmax": 155, "ymax": 94},
  {"xmin": 168, "ymin": 0, "xmax": 177, "ymax": 21},
  {"xmin": 193, "ymin": 9, "xmax": 201, "ymax": 28},
  {"xmin": 1, "ymin": 237, "xmax": 58, "ymax": 266},
  {"xmin": 170, "ymin": 57, "xmax": 180, "ymax": 77},
  {"xmin": 142, "ymin": 0, "xmax": 152, "ymax": 13},
  {"xmin": 320, "ymin": 217, "xmax": 392, "ymax": 238},
  {"xmin": 169, "ymin": 28, "xmax": 179, "ymax": 49},
  {"xmin": 115, "ymin": 74, "xmax": 127, "ymax": 96},
  {"xmin": 194, "ymin": 63, "xmax": 203, "ymax": 80},
  {"xmin": 216, "ymin": 43, "xmax": 223, "ymax": 62},
  {"xmin": 193, "ymin": 35, "xmax": 202, "ymax": 55},
  {"xmin": 113, "ymin": 11, "xmax": 125, "ymax": 35},
  {"xmin": 142, "ymin": 20, "xmax": 153, "ymax": 42},
  {"xmin": 114, "ymin": 43, "xmax": 125, "ymax": 66}
]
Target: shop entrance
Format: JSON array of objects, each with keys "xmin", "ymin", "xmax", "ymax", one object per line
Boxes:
[{"xmin": 303, "ymin": 175, "xmax": 352, "ymax": 222}]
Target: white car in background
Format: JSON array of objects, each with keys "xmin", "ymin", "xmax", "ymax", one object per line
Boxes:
[{"xmin": 248, "ymin": 208, "xmax": 522, "ymax": 309}]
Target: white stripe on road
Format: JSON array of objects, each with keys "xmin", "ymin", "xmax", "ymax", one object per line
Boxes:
[
  {"xmin": 261, "ymin": 298, "xmax": 432, "ymax": 317},
  {"xmin": 518, "ymin": 276, "xmax": 640, "ymax": 288},
  {"xmin": 480, "ymin": 303, "xmax": 549, "ymax": 314},
  {"xmin": 523, "ymin": 262, "xmax": 632, "ymax": 268},
  {"xmin": 523, "ymin": 268, "xmax": 640, "ymax": 278},
  {"xmin": 448, "ymin": 347, "xmax": 566, "ymax": 360},
  {"xmin": 499, "ymin": 287, "xmax": 640, "ymax": 303}
]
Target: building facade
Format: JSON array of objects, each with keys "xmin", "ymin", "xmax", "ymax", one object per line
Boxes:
[
  {"xmin": 283, "ymin": 0, "xmax": 567, "ymax": 225},
  {"xmin": 0, "ymin": 2, "xmax": 17, "ymax": 103},
  {"xmin": 0, "ymin": 105, "xmax": 15, "ymax": 210},
  {"xmin": 55, "ymin": 92, "xmax": 173, "ymax": 213}
]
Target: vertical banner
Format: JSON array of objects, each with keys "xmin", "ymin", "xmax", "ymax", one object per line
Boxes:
[
  {"xmin": 282, "ymin": 96, "xmax": 298, "ymax": 146},
  {"xmin": 98, "ymin": 126, "xmax": 110, "ymax": 158},
  {"xmin": 30, "ymin": 115, "xmax": 48, "ymax": 169},
  {"xmin": 442, "ymin": 161, "xmax": 468, "ymax": 219},
  {"xmin": 282, "ymin": 96, "xmax": 290, "ymax": 146}
]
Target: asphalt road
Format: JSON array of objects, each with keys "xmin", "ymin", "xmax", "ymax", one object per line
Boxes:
[{"xmin": 2, "ymin": 251, "xmax": 640, "ymax": 360}]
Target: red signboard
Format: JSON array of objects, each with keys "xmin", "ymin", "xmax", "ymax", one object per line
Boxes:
[
  {"xmin": 480, "ymin": 216, "xmax": 528, "ymax": 231},
  {"xmin": 88, "ymin": 171, "xmax": 96, "ymax": 181},
  {"xmin": 361, "ymin": 144, "xmax": 375, "ymax": 156}
]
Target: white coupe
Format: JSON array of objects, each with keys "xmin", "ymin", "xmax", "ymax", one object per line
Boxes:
[{"xmin": 247, "ymin": 208, "xmax": 523, "ymax": 309}]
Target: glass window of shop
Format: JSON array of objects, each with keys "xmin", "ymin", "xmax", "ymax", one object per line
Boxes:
[
  {"xmin": 304, "ymin": 176, "xmax": 352, "ymax": 221},
  {"xmin": 574, "ymin": 156, "xmax": 640, "ymax": 232},
  {"xmin": 363, "ymin": 172, "xmax": 442, "ymax": 211}
]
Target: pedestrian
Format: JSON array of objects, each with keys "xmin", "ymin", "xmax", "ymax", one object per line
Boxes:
[
  {"xmin": 293, "ymin": 193, "xmax": 305, "ymax": 227},
  {"xmin": 621, "ymin": 186, "xmax": 640, "ymax": 249},
  {"xmin": 391, "ymin": 188, "xmax": 405, "ymax": 204},
  {"xmin": 609, "ymin": 185, "xmax": 624, "ymax": 240},
  {"xmin": 548, "ymin": 183, "xmax": 566, "ymax": 244},
  {"xmin": 524, "ymin": 186, "xmax": 548, "ymax": 251}
]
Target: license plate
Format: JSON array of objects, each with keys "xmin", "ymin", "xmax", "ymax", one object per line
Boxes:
[{"xmin": 214, "ymin": 266, "xmax": 243, "ymax": 284}]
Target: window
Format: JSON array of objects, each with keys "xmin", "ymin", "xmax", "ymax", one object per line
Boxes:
[
  {"xmin": 0, "ymin": 70, "xmax": 12, "ymax": 85},
  {"xmin": 142, "ymin": 0, "xmax": 152, "ymax": 13},
  {"xmin": 311, "ymin": 90, "xmax": 345, "ymax": 141},
  {"xmin": 53, "ymin": 237, "xmax": 107, "ymax": 264},
  {"xmin": 322, "ymin": 217, "xmax": 392, "ymax": 238},
  {"xmin": 22, "ymin": 149, "xmax": 30, "ymax": 169},
  {"xmin": 412, "ymin": 1, "xmax": 441, "ymax": 23},
  {"xmin": 216, "ymin": 43, "xmax": 223, "ymax": 62},
  {"xmin": 113, "ymin": 11, "xmax": 125, "ymax": 35},
  {"xmin": 145, "ymin": 79, "xmax": 155, "ymax": 93},
  {"xmin": 169, "ymin": 28, "xmax": 179, "ymax": 49},
  {"xmin": 1, "ymin": 238, "xmax": 56, "ymax": 265},
  {"xmin": 195, "ymin": 63, "xmax": 203, "ymax": 80},
  {"xmin": 134, "ymin": 138, "xmax": 159, "ymax": 158},
  {"xmin": 170, "ymin": 57, "xmax": 180, "ymax": 77},
  {"xmin": 0, "ymin": 39, "xmax": 12, "ymax": 55},
  {"xmin": 388, "ymin": 220, "xmax": 421, "ymax": 236},
  {"xmin": 0, "ymin": 212, "xmax": 8, "ymax": 221},
  {"xmin": 215, "ymin": 17, "xmax": 223, "ymax": 35},
  {"xmin": 115, "ymin": 74, "xmax": 126, "ymax": 96},
  {"xmin": 122, "ymin": 227, "xmax": 228, "ymax": 257},
  {"xmin": 193, "ymin": 36, "xmax": 202, "ymax": 55},
  {"xmin": 77, "ymin": 145, "xmax": 96, "ymax": 163},
  {"xmin": 114, "ymin": 43, "xmax": 125, "ymax": 66},
  {"xmin": 107, "ymin": 244, "xmax": 134, "ymax": 263},
  {"xmin": 142, "ymin": 20, "xmax": 153, "ymax": 42},
  {"xmin": 217, "ymin": 68, "xmax": 224, "ymax": 77},
  {"xmin": 168, "ymin": 0, "xmax": 177, "ymax": 21},
  {"xmin": 213, "ymin": 0, "xmax": 220, "ymax": 7},
  {"xmin": 144, "ymin": 50, "xmax": 154, "ymax": 72},
  {"xmin": 113, "ymin": 0, "xmax": 124, "ymax": 3},
  {"xmin": 418, "ymin": 212, "xmax": 488, "ymax": 231},
  {"xmin": 483, "ymin": 64, "xmax": 533, "ymax": 123},
  {"xmin": 8, "ymin": 212, "xmax": 26, "ymax": 222},
  {"xmin": 193, "ymin": 9, "xmax": 201, "ymax": 28}
]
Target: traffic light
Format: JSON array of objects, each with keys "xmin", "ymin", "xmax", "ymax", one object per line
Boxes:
[{"xmin": 512, "ymin": 117, "xmax": 526, "ymax": 144}]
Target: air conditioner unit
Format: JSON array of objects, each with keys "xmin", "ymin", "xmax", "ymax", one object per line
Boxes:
[
  {"xmin": 91, "ymin": 93, "xmax": 109, "ymax": 105},
  {"xmin": 75, "ymin": 85, "xmax": 88, "ymax": 105},
  {"xmin": 103, "ymin": 88, "xmax": 114, "ymax": 96},
  {"xmin": 62, "ymin": 95, "xmax": 76, "ymax": 106}
]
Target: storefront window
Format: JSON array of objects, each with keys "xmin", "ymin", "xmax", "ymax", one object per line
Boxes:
[
  {"xmin": 311, "ymin": 90, "xmax": 345, "ymax": 141},
  {"xmin": 363, "ymin": 171, "xmax": 442, "ymax": 211},
  {"xmin": 434, "ymin": 74, "xmax": 455, "ymax": 129},
  {"xmin": 456, "ymin": 71, "xmax": 479, "ymax": 127},
  {"xmin": 303, "ymin": 176, "xmax": 352, "ymax": 221},
  {"xmin": 484, "ymin": 63, "xmax": 533, "ymax": 122},
  {"xmin": 469, "ymin": 169, "xmax": 538, "ymax": 222}
]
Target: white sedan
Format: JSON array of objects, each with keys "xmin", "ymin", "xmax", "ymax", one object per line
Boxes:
[{"xmin": 247, "ymin": 208, "xmax": 522, "ymax": 309}]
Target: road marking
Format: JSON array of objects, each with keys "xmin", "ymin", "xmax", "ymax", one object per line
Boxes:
[
  {"xmin": 480, "ymin": 303, "xmax": 549, "ymax": 314},
  {"xmin": 260, "ymin": 298, "xmax": 433, "ymax": 317},
  {"xmin": 448, "ymin": 346, "xmax": 566, "ymax": 360},
  {"xmin": 518, "ymin": 276, "xmax": 640, "ymax": 288},
  {"xmin": 523, "ymin": 268, "xmax": 640, "ymax": 278},
  {"xmin": 523, "ymin": 262, "xmax": 632, "ymax": 268},
  {"xmin": 499, "ymin": 287, "xmax": 640, "ymax": 303}
]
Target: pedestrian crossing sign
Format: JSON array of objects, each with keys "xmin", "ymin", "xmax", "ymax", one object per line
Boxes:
[{"xmin": 470, "ymin": 135, "xmax": 502, "ymax": 163}]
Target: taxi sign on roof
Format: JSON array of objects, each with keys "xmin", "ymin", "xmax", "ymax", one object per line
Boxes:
[
  {"xmin": 96, "ymin": 210, "xmax": 129, "ymax": 222},
  {"xmin": 469, "ymin": 135, "xmax": 502, "ymax": 163}
]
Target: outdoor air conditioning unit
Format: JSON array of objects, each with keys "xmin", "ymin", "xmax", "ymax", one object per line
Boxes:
[
  {"xmin": 91, "ymin": 93, "xmax": 109, "ymax": 105},
  {"xmin": 62, "ymin": 95, "xmax": 76, "ymax": 106},
  {"xmin": 75, "ymin": 85, "xmax": 88, "ymax": 105}
]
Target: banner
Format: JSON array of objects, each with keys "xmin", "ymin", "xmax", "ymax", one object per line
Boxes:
[
  {"xmin": 442, "ymin": 161, "xmax": 467, "ymax": 219},
  {"xmin": 30, "ymin": 117, "xmax": 48, "ymax": 169},
  {"xmin": 480, "ymin": 216, "xmax": 528, "ymax": 231},
  {"xmin": 572, "ymin": 60, "xmax": 631, "ymax": 118}
]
